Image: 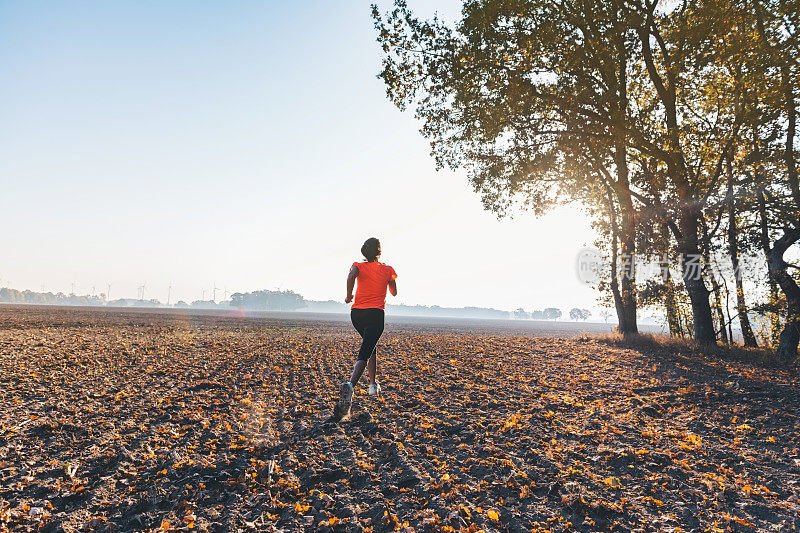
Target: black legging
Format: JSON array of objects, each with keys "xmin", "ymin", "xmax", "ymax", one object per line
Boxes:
[{"xmin": 350, "ymin": 308, "xmax": 385, "ymax": 360}]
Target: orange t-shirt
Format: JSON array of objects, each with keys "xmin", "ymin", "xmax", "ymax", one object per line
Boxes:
[{"xmin": 351, "ymin": 261, "xmax": 397, "ymax": 310}]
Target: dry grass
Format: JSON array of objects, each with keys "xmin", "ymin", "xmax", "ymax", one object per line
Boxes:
[{"xmin": 582, "ymin": 330, "xmax": 785, "ymax": 367}]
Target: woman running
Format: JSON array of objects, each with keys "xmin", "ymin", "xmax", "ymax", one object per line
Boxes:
[{"xmin": 336, "ymin": 237, "xmax": 397, "ymax": 416}]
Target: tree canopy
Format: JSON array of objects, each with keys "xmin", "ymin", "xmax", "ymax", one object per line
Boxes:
[{"xmin": 374, "ymin": 0, "xmax": 800, "ymax": 357}]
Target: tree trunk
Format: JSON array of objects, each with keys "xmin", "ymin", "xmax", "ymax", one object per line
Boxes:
[
  {"xmin": 782, "ymin": 63, "xmax": 800, "ymax": 206},
  {"xmin": 699, "ymin": 217, "xmax": 728, "ymax": 344},
  {"xmin": 605, "ymin": 188, "xmax": 637, "ymax": 336},
  {"xmin": 659, "ymin": 224, "xmax": 681, "ymax": 336},
  {"xmin": 678, "ymin": 209, "xmax": 717, "ymax": 344},
  {"xmin": 758, "ymin": 188, "xmax": 783, "ymax": 346},
  {"xmin": 712, "ymin": 280, "xmax": 729, "ymax": 344},
  {"xmin": 616, "ymin": 184, "xmax": 638, "ymax": 336},
  {"xmin": 777, "ymin": 318, "xmax": 800, "ymax": 362},
  {"xmin": 638, "ymin": 16, "xmax": 715, "ymax": 342},
  {"xmin": 611, "ymin": 23, "xmax": 638, "ymax": 337},
  {"xmin": 769, "ymin": 282, "xmax": 782, "ymax": 346},
  {"xmin": 610, "ymin": 227, "xmax": 625, "ymax": 330},
  {"xmin": 726, "ymin": 287, "xmax": 734, "ymax": 345},
  {"xmin": 768, "ymin": 226, "xmax": 800, "ymax": 363},
  {"xmin": 664, "ymin": 274, "xmax": 682, "ymax": 337},
  {"xmin": 721, "ymin": 277, "xmax": 734, "ymax": 345},
  {"xmin": 773, "ymin": 65, "xmax": 800, "ymax": 357},
  {"xmin": 681, "ymin": 306, "xmax": 693, "ymax": 339},
  {"xmin": 727, "ymin": 165, "xmax": 758, "ymax": 346}
]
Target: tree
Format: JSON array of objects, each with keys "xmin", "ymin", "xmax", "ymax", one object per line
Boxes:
[
  {"xmin": 513, "ymin": 308, "xmax": 530, "ymax": 320},
  {"xmin": 372, "ymin": 0, "xmax": 754, "ymax": 344},
  {"xmin": 600, "ymin": 309, "xmax": 612, "ymax": 323},
  {"xmin": 543, "ymin": 308, "xmax": 562, "ymax": 321},
  {"xmin": 372, "ymin": 0, "xmax": 641, "ymax": 336},
  {"xmin": 749, "ymin": 0, "xmax": 800, "ymax": 359},
  {"xmin": 570, "ymin": 308, "xmax": 591, "ymax": 321},
  {"xmin": 229, "ymin": 290, "xmax": 307, "ymax": 311},
  {"xmin": 374, "ymin": 0, "xmax": 800, "ymax": 351},
  {"xmin": 692, "ymin": 0, "xmax": 800, "ymax": 356}
]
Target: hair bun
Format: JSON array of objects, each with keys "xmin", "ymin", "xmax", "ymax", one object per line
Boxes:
[{"xmin": 361, "ymin": 237, "xmax": 381, "ymax": 262}]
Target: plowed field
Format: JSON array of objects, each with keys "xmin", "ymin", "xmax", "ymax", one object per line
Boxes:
[{"xmin": 1, "ymin": 306, "xmax": 799, "ymax": 532}]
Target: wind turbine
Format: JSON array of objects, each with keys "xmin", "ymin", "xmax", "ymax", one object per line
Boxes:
[
  {"xmin": 167, "ymin": 284, "xmax": 172, "ymax": 306},
  {"xmin": 71, "ymin": 282, "xmax": 76, "ymax": 295},
  {"xmin": 106, "ymin": 283, "xmax": 112, "ymax": 302},
  {"xmin": 138, "ymin": 282, "xmax": 147, "ymax": 301},
  {"xmin": 201, "ymin": 289, "xmax": 206, "ymax": 301},
  {"xmin": 212, "ymin": 282, "xmax": 219, "ymax": 303}
]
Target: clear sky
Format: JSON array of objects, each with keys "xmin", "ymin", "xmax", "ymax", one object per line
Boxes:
[{"xmin": 0, "ymin": 0, "xmax": 601, "ymax": 312}]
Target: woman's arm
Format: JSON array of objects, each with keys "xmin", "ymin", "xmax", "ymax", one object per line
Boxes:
[
  {"xmin": 388, "ymin": 279, "xmax": 397, "ymax": 297},
  {"xmin": 345, "ymin": 265, "xmax": 358, "ymax": 303}
]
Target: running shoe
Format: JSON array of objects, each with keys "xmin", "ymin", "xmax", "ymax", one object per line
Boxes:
[
  {"xmin": 368, "ymin": 381, "xmax": 382, "ymax": 396},
  {"xmin": 335, "ymin": 382, "xmax": 354, "ymax": 417}
]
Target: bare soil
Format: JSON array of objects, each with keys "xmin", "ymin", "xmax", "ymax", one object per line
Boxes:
[{"xmin": 0, "ymin": 305, "xmax": 799, "ymax": 532}]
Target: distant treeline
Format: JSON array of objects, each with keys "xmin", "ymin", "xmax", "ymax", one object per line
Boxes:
[
  {"xmin": 511, "ymin": 307, "xmax": 592, "ymax": 321},
  {"xmin": 230, "ymin": 292, "xmax": 511, "ymax": 318},
  {"xmin": 305, "ymin": 300, "xmax": 510, "ymax": 319},
  {"xmin": 0, "ymin": 287, "xmax": 579, "ymax": 320},
  {"xmin": 0, "ymin": 288, "xmax": 105, "ymax": 306},
  {"xmin": 230, "ymin": 290, "xmax": 306, "ymax": 311}
]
